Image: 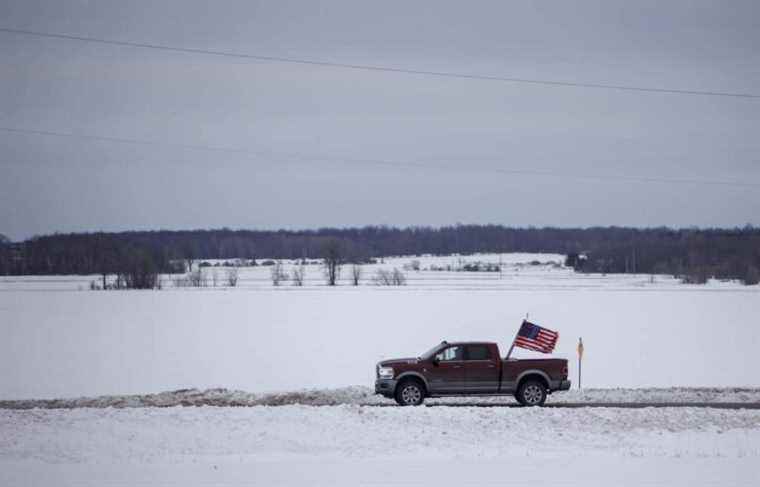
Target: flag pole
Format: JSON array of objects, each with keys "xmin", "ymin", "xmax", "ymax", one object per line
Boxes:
[
  {"xmin": 505, "ymin": 315, "xmax": 527, "ymax": 360},
  {"xmin": 577, "ymin": 337, "xmax": 584, "ymax": 390}
]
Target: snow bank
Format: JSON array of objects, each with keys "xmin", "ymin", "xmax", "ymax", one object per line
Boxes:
[
  {"xmin": 1, "ymin": 405, "xmax": 759, "ymax": 464},
  {"xmin": 0, "ymin": 386, "xmax": 380, "ymax": 409},
  {"xmin": 3, "ymin": 386, "xmax": 760, "ymax": 409},
  {"xmin": 2, "ymin": 398, "xmax": 759, "ymax": 486}
]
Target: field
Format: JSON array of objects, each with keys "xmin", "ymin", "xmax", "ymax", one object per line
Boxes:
[
  {"xmin": 2, "ymin": 253, "xmax": 758, "ymax": 398},
  {"xmin": 1, "ymin": 253, "xmax": 759, "ymax": 486}
]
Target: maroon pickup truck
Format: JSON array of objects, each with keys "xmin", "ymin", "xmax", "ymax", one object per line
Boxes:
[{"xmin": 375, "ymin": 341, "xmax": 570, "ymax": 406}]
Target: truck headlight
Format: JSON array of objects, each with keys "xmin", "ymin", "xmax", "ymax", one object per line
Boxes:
[{"xmin": 378, "ymin": 367, "xmax": 394, "ymax": 379}]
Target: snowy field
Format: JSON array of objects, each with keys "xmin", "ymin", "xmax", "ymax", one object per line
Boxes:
[
  {"xmin": 1, "ymin": 253, "xmax": 758, "ymax": 400},
  {"xmin": 2, "ymin": 253, "xmax": 759, "ymax": 486}
]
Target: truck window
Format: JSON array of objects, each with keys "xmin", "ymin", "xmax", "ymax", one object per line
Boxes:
[
  {"xmin": 436, "ymin": 346, "xmax": 463, "ymax": 362},
  {"xmin": 465, "ymin": 345, "xmax": 491, "ymax": 360}
]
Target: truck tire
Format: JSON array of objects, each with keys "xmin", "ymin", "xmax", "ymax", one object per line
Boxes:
[
  {"xmin": 395, "ymin": 379, "xmax": 425, "ymax": 406},
  {"xmin": 517, "ymin": 380, "xmax": 547, "ymax": 407}
]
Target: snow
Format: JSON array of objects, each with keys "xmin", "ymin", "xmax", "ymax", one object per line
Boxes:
[
  {"xmin": 4, "ymin": 386, "xmax": 760, "ymax": 409},
  {"xmin": 1, "ymin": 253, "xmax": 759, "ymax": 400},
  {"xmin": 2, "ymin": 252, "xmax": 759, "ymax": 485},
  {"xmin": 1, "ymin": 405, "xmax": 759, "ymax": 486}
]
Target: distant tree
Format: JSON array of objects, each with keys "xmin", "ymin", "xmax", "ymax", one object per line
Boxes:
[
  {"xmin": 681, "ymin": 267, "xmax": 709, "ymax": 285},
  {"xmin": 350, "ymin": 264, "xmax": 362, "ymax": 286},
  {"xmin": 226, "ymin": 268, "xmax": 239, "ymax": 287},
  {"xmin": 94, "ymin": 235, "xmax": 118, "ymax": 290},
  {"xmin": 742, "ymin": 266, "xmax": 759, "ymax": 285},
  {"xmin": 391, "ymin": 268, "xmax": 406, "ymax": 285},
  {"xmin": 4, "ymin": 226, "xmax": 760, "ymax": 285},
  {"xmin": 118, "ymin": 248, "xmax": 160, "ymax": 289},
  {"xmin": 182, "ymin": 243, "xmax": 197, "ymax": 273},
  {"xmin": 270, "ymin": 261, "xmax": 287, "ymax": 286},
  {"xmin": 322, "ymin": 238, "xmax": 343, "ymax": 286},
  {"xmin": 187, "ymin": 269, "xmax": 207, "ymax": 287},
  {"xmin": 373, "ymin": 268, "xmax": 406, "ymax": 286},
  {"xmin": 291, "ymin": 264, "xmax": 305, "ymax": 286},
  {"xmin": 0, "ymin": 233, "xmax": 10, "ymax": 245}
]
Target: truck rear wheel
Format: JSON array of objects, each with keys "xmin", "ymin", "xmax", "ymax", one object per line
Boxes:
[
  {"xmin": 395, "ymin": 380, "xmax": 425, "ymax": 406},
  {"xmin": 517, "ymin": 380, "xmax": 547, "ymax": 407}
]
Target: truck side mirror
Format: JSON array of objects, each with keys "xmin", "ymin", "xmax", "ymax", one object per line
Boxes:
[{"xmin": 432, "ymin": 357, "xmax": 440, "ymax": 367}]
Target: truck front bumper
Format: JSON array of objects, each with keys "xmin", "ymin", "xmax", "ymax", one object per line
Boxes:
[{"xmin": 375, "ymin": 379, "xmax": 397, "ymax": 397}]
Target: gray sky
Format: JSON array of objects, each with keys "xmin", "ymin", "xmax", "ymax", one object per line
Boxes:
[{"xmin": 1, "ymin": 0, "xmax": 759, "ymax": 241}]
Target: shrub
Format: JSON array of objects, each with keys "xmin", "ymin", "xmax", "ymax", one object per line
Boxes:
[
  {"xmin": 373, "ymin": 268, "xmax": 406, "ymax": 286},
  {"xmin": 743, "ymin": 266, "xmax": 759, "ymax": 285},
  {"xmin": 226, "ymin": 268, "xmax": 239, "ymax": 287},
  {"xmin": 681, "ymin": 267, "xmax": 709, "ymax": 284},
  {"xmin": 271, "ymin": 262, "xmax": 287, "ymax": 286}
]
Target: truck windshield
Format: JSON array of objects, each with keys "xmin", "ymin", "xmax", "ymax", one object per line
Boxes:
[{"xmin": 420, "ymin": 344, "xmax": 445, "ymax": 360}]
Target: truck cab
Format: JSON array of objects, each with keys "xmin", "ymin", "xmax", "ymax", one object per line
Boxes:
[{"xmin": 375, "ymin": 341, "xmax": 570, "ymax": 406}]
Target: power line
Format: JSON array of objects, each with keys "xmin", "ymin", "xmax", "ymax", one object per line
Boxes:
[
  {"xmin": 1, "ymin": 27, "xmax": 758, "ymax": 99},
  {"xmin": 2, "ymin": 125, "xmax": 758, "ymax": 188}
]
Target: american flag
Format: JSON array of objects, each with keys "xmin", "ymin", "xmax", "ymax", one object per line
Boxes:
[{"xmin": 514, "ymin": 320, "xmax": 559, "ymax": 353}]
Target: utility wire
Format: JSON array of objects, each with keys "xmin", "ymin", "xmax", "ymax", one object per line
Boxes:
[
  {"xmin": 1, "ymin": 27, "xmax": 757, "ymax": 99},
  {"xmin": 2, "ymin": 126, "xmax": 758, "ymax": 188}
]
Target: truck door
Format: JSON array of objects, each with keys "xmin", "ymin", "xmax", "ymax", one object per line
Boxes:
[
  {"xmin": 426, "ymin": 345, "xmax": 466, "ymax": 393},
  {"xmin": 463, "ymin": 344, "xmax": 499, "ymax": 393}
]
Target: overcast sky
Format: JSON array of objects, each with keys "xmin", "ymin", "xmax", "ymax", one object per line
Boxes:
[{"xmin": 1, "ymin": 0, "xmax": 759, "ymax": 240}]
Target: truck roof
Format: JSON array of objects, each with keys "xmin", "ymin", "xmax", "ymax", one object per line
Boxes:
[{"xmin": 443, "ymin": 341, "xmax": 497, "ymax": 346}]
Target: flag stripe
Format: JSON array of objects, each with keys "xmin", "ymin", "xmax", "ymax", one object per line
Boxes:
[
  {"xmin": 514, "ymin": 338, "xmax": 555, "ymax": 348},
  {"xmin": 513, "ymin": 321, "xmax": 558, "ymax": 354},
  {"xmin": 515, "ymin": 339, "xmax": 554, "ymax": 349}
]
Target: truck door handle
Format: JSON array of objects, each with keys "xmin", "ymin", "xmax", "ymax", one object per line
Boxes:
[
  {"xmin": 452, "ymin": 365, "xmax": 463, "ymax": 368},
  {"xmin": 487, "ymin": 364, "xmax": 496, "ymax": 368}
]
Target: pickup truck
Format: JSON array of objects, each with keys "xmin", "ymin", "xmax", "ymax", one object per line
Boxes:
[{"xmin": 375, "ymin": 341, "xmax": 570, "ymax": 406}]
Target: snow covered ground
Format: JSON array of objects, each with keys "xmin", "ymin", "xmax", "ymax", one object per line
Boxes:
[
  {"xmin": 1, "ymin": 252, "xmax": 759, "ymax": 486},
  {"xmin": 1, "ymin": 404, "xmax": 759, "ymax": 487},
  {"xmin": 1, "ymin": 253, "xmax": 759, "ymax": 400}
]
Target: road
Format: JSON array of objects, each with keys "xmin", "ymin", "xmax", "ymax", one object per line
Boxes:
[{"xmin": 363, "ymin": 402, "xmax": 760, "ymax": 409}]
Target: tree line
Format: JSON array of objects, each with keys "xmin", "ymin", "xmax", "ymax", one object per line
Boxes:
[{"xmin": 0, "ymin": 225, "xmax": 758, "ymax": 285}]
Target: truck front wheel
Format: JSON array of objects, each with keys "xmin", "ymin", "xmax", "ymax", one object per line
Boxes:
[
  {"xmin": 395, "ymin": 380, "xmax": 425, "ymax": 406},
  {"xmin": 517, "ymin": 380, "xmax": 547, "ymax": 407}
]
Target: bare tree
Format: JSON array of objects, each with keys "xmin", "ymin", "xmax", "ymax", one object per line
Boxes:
[
  {"xmin": 291, "ymin": 264, "xmax": 305, "ymax": 286},
  {"xmin": 173, "ymin": 274, "xmax": 189, "ymax": 287},
  {"xmin": 373, "ymin": 269, "xmax": 392, "ymax": 285},
  {"xmin": 742, "ymin": 265, "xmax": 759, "ymax": 285},
  {"xmin": 373, "ymin": 268, "xmax": 406, "ymax": 286},
  {"xmin": 182, "ymin": 246, "xmax": 195, "ymax": 274},
  {"xmin": 188, "ymin": 269, "xmax": 207, "ymax": 287},
  {"xmin": 391, "ymin": 268, "xmax": 406, "ymax": 285},
  {"xmin": 322, "ymin": 238, "xmax": 343, "ymax": 286},
  {"xmin": 211, "ymin": 269, "xmax": 219, "ymax": 287},
  {"xmin": 270, "ymin": 261, "xmax": 287, "ymax": 286},
  {"xmin": 226, "ymin": 267, "xmax": 239, "ymax": 287},
  {"xmin": 117, "ymin": 250, "xmax": 161, "ymax": 289},
  {"xmin": 350, "ymin": 264, "xmax": 362, "ymax": 286}
]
